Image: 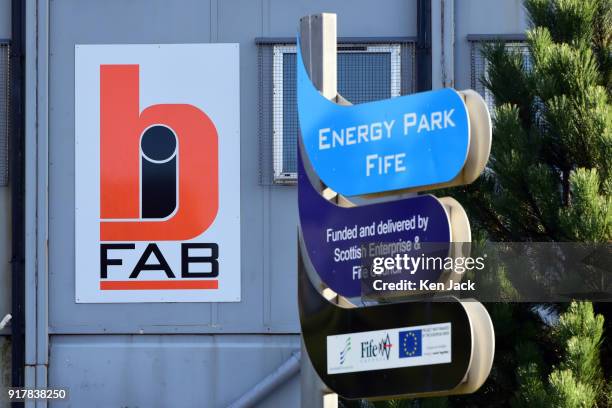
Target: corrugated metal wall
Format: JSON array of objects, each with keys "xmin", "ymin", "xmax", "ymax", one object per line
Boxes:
[
  {"xmin": 48, "ymin": 0, "xmax": 417, "ymax": 334},
  {"xmin": 45, "ymin": 1, "xmax": 415, "ymax": 407},
  {"xmin": 0, "ymin": 1, "xmax": 530, "ymax": 406}
]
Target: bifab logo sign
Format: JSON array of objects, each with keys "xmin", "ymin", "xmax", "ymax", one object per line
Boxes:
[
  {"xmin": 75, "ymin": 44, "xmax": 240, "ymax": 303},
  {"xmin": 99, "ymin": 64, "xmax": 218, "ymax": 241}
]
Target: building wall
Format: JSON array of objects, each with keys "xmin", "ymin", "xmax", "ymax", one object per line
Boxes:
[
  {"xmin": 48, "ymin": 0, "xmax": 416, "ymax": 335},
  {"xmin": 0, "ymin": 0, "xmax": 11, "ymax": 405},
  {"xmin": 46, "ymin": 1, "xmax": 413, "ymax": 406},
  {"xmin": 454, "ymin": 0, "xmax": 528, "ymax": 90},
  {"xmin": 0, "ymin": 0, "xmax": 529, "ymax": 406},
  {"xmin": 49, "ymin": 334, "xmax": 300, "ymax": 408}
]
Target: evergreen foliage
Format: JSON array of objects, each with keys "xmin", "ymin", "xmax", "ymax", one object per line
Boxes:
[
  {"xmin": 343, "ymin": 0, "xmax": 610, "ymax": 406},
  {"xmin": 450, "ymin": 0, "xmax": 611, "ymax": 406}
]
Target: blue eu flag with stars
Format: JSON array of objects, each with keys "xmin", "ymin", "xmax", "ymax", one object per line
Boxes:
[{"xmin": 399, "ymin": 330, "xmax": 422, "ymax": 358}]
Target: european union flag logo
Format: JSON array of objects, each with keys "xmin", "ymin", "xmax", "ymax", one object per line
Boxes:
[{"xmin": 399, "ymin": 330, "xmax": 422, "ymax": 358}]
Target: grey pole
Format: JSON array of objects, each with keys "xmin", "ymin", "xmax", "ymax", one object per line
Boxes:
[
  {"xmin": 299, "ymin": 13, "xmax": 340, "ymax": 408},
  {"xmin": 227, "ymin": 351, "xmax": 301, "ymax": 408}
]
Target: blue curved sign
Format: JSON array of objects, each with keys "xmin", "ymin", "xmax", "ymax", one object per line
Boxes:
[
  {"xmin": 298, "ymin": 151, "xmax": 451, "ymax": 297},
  {"xmin": 297, "ymin": 41, "xmax": 470, "ymax": 196}
]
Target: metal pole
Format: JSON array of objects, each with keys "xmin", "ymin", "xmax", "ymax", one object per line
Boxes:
[
  {"xmin": 431, "ymin": 0, "xmax": 455, "ymax": 89},
  {"xmin": 10, "ymin": 0, "xmax": 27, "ymax": 399},
  {"xmin": 227, "ymin": 352, "xmax": 301, "ymax": 408},
  {"xmin": 416, "ymin": 0, "xmax": 432, "ymax": 91},
  {"xmin": 34, "ymin": 2, "xmax": 49, "ymax": 405},
  {"xmin": 299, "ymin": 13, "xmax": 339, "ymax": 408},
  {"xmin": 23, "ymin": 1, "xmax": 42, "ymax": 406}
]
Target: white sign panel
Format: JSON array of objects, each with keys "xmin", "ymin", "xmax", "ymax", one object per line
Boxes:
[
  {"xmin": 75, "ymin": 44, "xmax": 240, "ymax": 303},
  {"xmin": 327, "ymin": 323, "xmax": 451, "ymax": 374}
]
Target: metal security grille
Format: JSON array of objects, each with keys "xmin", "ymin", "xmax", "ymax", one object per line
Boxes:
[
  {"xmin": 258, "ymin": 41, "xmax": 415, "ymax": 185},
  {"xmin": 0, "ymin": 43, "xmax": 9, "ymax": 187},
  {"xmin": 469, "ymin": 38, "xmax": 530, "ymax": 113}
]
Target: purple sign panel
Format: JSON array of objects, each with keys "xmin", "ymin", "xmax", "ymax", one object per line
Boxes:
[{"xmin": 298, "ymin": 151, "xmax": 452, "ymax": 297}]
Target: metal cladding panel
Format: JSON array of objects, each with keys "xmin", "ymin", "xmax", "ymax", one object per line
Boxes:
[
  {"xmin": 48, "ymin": 0, "xmax": 415, "ymax": 334},
  {"xmin": 268, "ymin": 0, "xmax": 416, "ymax": 37},
  {"xmin": 49, "ymin": 0, "xmax": 230, "ymax": 333},
  {"xmin": 454, "ymin": 0, "xmax": 528, "ymax": 90},
  {"xmin": 0, "ymin": 189, "xmax": 9, "ymax": 333},
  {"xmin": 212, "ymin": 7, "xmax": 270, "ymax": 330},
  {"xmin": 0, "ymin": 0, "xmax": 10, "ymax": 337},
  {"xmin": 0, "ymin": 0, "xmax": 9, "ymax": 39},
  {"xmin": 0, "ymin": 1, "xmax": 10, "ymax": 399},
  {"xmin": 49, "ymin": 334, "xmax": 300, "ymax": 408},
  {"xmin": 0, "ymin": 337, "xmax": 9, "ymax": 406}
]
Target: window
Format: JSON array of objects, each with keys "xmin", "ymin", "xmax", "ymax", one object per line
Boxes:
[
  {"xmin": 468, "ymin": 34, "xmax": 529, "ymax": 113},
  {"xmin": 0, "ymin": 42, "xmax": 8, "ymax": 187},
  {"xmin": 257, "ymin": 39, "xmax": 416, "ymax": 184}
]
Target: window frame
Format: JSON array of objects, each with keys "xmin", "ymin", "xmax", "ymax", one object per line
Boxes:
[{"xmin": 271, "ymin": 43, "xmax": 402, "ymax": 183}]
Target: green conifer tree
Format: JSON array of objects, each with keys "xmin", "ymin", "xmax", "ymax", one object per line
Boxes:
[
  {"xmin": 449, "ymin": 0, "xmax": 611, "ymax": 406},
  {"xmin": 343, "ymin": 1, "xmax": 610, "ymax": 406}
]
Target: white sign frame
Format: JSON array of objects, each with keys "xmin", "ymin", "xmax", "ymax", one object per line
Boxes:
[
  {"xmin": 75, "ymin": 44, "xmax": 241, "ymax": 303},
  {"xmin": 327, "ymin": 323, "xmax": 452, "ymax": 375}
]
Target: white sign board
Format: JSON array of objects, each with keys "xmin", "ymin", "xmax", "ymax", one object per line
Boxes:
[
  {"xmin": 75, "ymin": 44, "xmax": 240, "ymax": 303},
  {"xmin": 327, "ymin": 323, "xmax": 451, "ymax": 374}
]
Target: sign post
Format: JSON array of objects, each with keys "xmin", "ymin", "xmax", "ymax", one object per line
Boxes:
[
  {"xmin": 298, "ymin": 14, "xmax": 343, "ymax": 408},
  {"xmin": 297, "ymin": 13, "xmax": 495, "ymax": 406}
]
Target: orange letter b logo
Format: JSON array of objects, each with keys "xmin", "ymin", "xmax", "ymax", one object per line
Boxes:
[{"xmin": 100, "ymin": 65, "xmax": 218, "ymax": 241}]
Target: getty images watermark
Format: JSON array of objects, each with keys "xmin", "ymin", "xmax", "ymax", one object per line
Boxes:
[
  {"xmin": 361, "ymin": 243, "xmax": 611, "ymax": 302},
  {"xmin": 367, "ymin": 253, "xmax": 486, "ymax": 292}
]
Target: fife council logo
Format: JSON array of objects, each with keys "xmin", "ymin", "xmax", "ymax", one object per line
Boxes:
[{"xmin": 360, "ymin": 333, "xmax": 393, "ymax": 361}]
